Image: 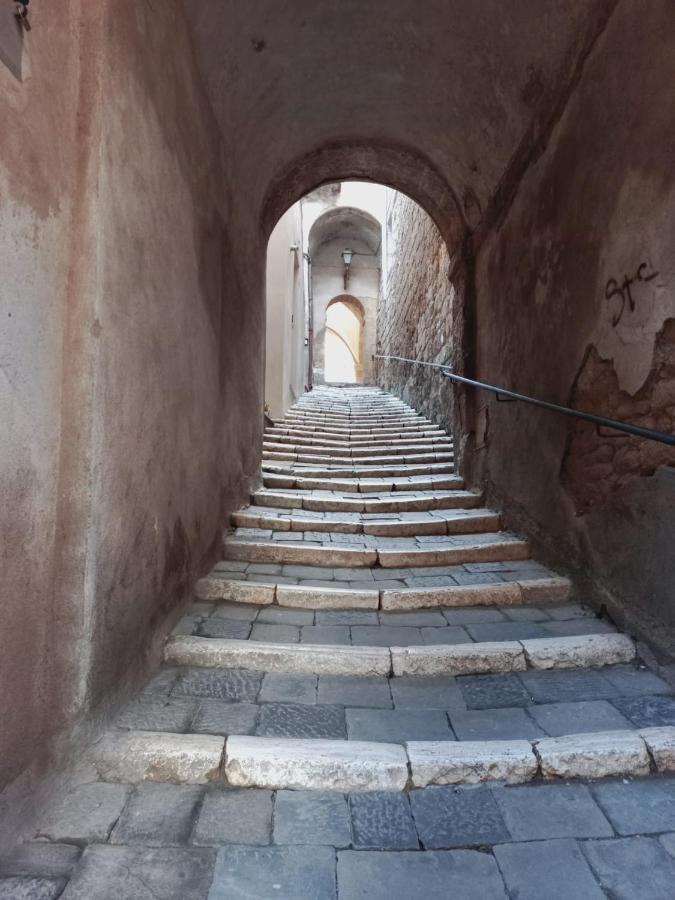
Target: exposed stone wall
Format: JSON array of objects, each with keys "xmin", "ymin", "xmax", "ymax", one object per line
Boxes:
[
  {"xmin": 473, "ymin": 0, "xmax": 675, "ymax": 644},
  {"xmin": 377, "ymin": 192, "xmax": 458, "ymax": 436},
  {"xmin": 0, "ymin": 0, "xmax": 263, "ymax": 839}
]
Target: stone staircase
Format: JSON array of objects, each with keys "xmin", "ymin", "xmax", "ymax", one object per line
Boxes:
[{"xmin": 84, "ymin": 385, "xmax": 675, "ymax": 792}]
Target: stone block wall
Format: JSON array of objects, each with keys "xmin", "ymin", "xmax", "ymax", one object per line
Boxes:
[{"xmin": 377, "ymin": 192, "xmax": 458, "ymax": 436}]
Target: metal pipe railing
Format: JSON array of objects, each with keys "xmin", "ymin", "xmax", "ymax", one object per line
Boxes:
[{"xmin": 375, "ymin": 354, "xmax": 675, "ymax": 447}]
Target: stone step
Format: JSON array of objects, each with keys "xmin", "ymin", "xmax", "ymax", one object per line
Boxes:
[
  {"xmin": 164, "ymin": 632, "xmax": 635, "ymax": 677},
  {"xmin": 251, "ymin": 488, "xmax": 477, "ymax": 513},
  {"xmin": 262, "ymin": 474, "xmax": 462, "ymax": 492},
  {"xmin": 261, "ymin": 462, "xmax": 455, "ymax": 479},
  {"xmin": 267, "ymin": 424, "xmax": 447, "ymax": 437},
  {"xmin": 223, "ymin": 534, "xmax": 530, "ymax": 568},
  {"xmin": 263, "ymin": 441, "xmax": 453, "ymax": 458},
  {"xmin": 88, "ymin": 726, "xmax": 675, "ymax": 789},
  {"xmin": 264, "ymin": 433, "xmax": 453, "ymax": 449},
  {"xmin": 231, "ymin": 507, "xmax": 500, "ymax": 536},
  {"xmin": 195, "ymin": 574, "xmax": 571, "ymax": 609},
  {"xmin": 262, "ymin": 451, "xmax": 455, "ymax": 465}
]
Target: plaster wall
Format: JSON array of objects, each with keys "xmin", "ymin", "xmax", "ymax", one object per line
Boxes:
[
  {"xmin": 0, "ymin": 0, "xmax": 263, "ymax": 835},
  {"xmin": 265, "ymin": 204, "xmax": 306, "ymax": 419},
  {"xmin": 473, "ymin": 0, "xmax": 675, "ymax": 645}
]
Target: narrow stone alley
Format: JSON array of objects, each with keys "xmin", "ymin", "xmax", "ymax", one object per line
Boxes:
[{"xmin": 5, "ymin": 386, "xmax": 675, "ymax": 898}]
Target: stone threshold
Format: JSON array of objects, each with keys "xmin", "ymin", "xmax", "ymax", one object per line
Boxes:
[
  {"xmin": 194, "ymin": 575, "xmax": 571, "ymax": 609},
  {"xmin": 163, "ymin": 632, "xmax": 636, "ymax": 677},
  {"xmin": 87, "ymin": 726, "xmax": 675, "ymax": 791}
]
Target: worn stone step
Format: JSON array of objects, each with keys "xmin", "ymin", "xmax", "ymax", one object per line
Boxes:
[
  {"xmin": 264, "ymin": 433, "xmax": 453, "ymax": 449},
  {"xmin": 194, "ymin": 574, "xmax": 571, "ymax": 609},
  {"xmin": 263, "ymin": 441, "xmax": 453, "ymax": 458},
  {"xmin": 89, "ymin": 726, "xmax": 675, "ymax": 789},
  {"xmin": 262, "ymin": 474, "xmax": 463, "ymax": 492},
  {"xmin": 260, "ymin": 461, "xmax": 455, "ymax": 479},
  {"xmin": 262, "ymin": 451, "xmax": 454, "ymax": 465},
  {"xmin": 267, "ymin": 425, "xmax": 447, "ymax": 438},
  {"xmin": 251, "ymin": 488, "xmax": 477, "ymax": 513},
  {"xmin": 164, "ymin": 632, "xmax": 635, "ymax": 677},
  {"xmin": 231, "ymin": 508, "xmax": 499, "ymax": 536},
  {"xmin": 223, "ymin": 535, "xmax": 529, "ymax": 568}
]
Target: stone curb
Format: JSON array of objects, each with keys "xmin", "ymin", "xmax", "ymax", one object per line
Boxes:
[
  {"xmin": 224, "ymin": 736, "xmax": 409, "ymax": 791},
  {"xmin": 89, "ymin": 727, "xmax": 675, "ymax": 790},
  {"xmin": 164, "ymin": 633, "xmax": 634, "ymax": 678},
  {"xmin": 195, "ymin": 576, "xmax": 571, "ymax": 609},
  {"xmin": 90, "ymin": 731, "xmax": 224, "ymax": 784},
  {"xmin": 222, "ymin": 537, "xmax": 530, "ymax": 569}
]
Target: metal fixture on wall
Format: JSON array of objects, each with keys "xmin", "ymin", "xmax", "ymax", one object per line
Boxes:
[
  {"xmin": 341, "ymin": 248, "xmax": 353, "ymax": 290},
  {"xmin": 14, "ymin": 0, "xmax": 30, "ymax": 29}
]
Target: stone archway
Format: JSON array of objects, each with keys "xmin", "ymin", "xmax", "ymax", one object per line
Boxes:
[{"xmin": 324, "ymin": 295, "xmax": 366, "ymax": 383}]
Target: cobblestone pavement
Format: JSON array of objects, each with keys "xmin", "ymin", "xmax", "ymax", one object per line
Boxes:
[{"xmin": 5, "ymin": 775, "xmax": 675, "ymax": 898}]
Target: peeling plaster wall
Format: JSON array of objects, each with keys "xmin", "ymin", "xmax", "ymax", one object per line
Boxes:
[
  {"xmin": 0, "ymin": 0, "xmax": 261, "ymax": 835},
  {"xmin": 473, "ymin": 0, "xmax": 675, "ymax": 640}
]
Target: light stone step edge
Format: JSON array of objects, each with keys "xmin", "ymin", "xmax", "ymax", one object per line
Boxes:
[
  {"xmin": 194, "ymin": 575, "xmax": 571, "ymax": 609},
  {"xmin": 88, "ymin": 727, "xmax": 675, "ymax": 791},
  {"xmin": 221, "ymin": 536, "xmax": 531, "ymax": 568},
  {"xmin": 163, "ymin": 632, "xmax": 636, "ymax": 677}
]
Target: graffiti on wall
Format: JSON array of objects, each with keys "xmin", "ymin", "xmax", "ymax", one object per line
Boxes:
[{"xmin": 605, "ymin": 261, "xmax": 659, "ymax": 327}]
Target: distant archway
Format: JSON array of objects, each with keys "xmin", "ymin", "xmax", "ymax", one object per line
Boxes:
[{"xmin": 324, "ymin": 296, "xmax": 365, "ymax": 383}]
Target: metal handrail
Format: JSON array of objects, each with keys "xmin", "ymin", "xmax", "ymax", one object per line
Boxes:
[{"xmin": 375, "ymin": 354, "xmax": 675, "ymax": 447}]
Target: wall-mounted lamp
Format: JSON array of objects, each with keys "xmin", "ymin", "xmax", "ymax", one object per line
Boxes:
[{"xmin": 341, "ymin": 248, "xmax": 353, "ymax": 290}]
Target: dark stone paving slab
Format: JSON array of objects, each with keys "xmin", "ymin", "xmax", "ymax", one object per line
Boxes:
[
  {"xmin": 259, "ymin": 674, "xmax": 317, "ymax": 705},
  {"xmin": 410, "ymin": 786, "xmax": 510, "ymax": 848},
  {"xmin": 501, "ymin": 606, "xmax": 551, "ymax": 622},
  {"xmin": 379, "ymin": 611, "xmax": 447, "ymax": 627},
  {"xmin": 34, "ymin": 783, "xmax": 131, "ymax": 844},
  {"xmin": 60, "ymin": 846, "xmax": 215, "ymax": 899},
  {"xmin": 517, "ymin": 668, "xmax": 617, "ymax": 703},
  {"xmin": 611, "ymin": 695, "xmax": 675, "ymax": 727},
  {"xmin": 110, "ymin": 784, "xmax": 203, "ymax": 846},
  {"xmin": 209, "ymin": 845, "xmax": 336, "ymax": 900},
  {"xmin": 337, "ymin": 849, "xmax": 508, "ymax": 900},
  {"xmin": 250, "ymin": 623, "xmax": 300, "ymax": 643},
  {"xmin": 493, "ymin": 839, "xmax": 605, "ymax": 900},
  {"xmin": 301, "ymin": 625, "xmax": 351, "ymax": 645},
  {"xmin": 0, "ymin": 878, "xmax": 65, "ymax": 899},
  {"xmin": 0, "ymin": 845, "xmax": 80, "ymax": 880},
  {"xmin": 349, "ymin": 792, "xmax": 418, "ymax": 850},
  {"xmin": 390, "ymin": 676, "xmax": 466, "ymax": 711},
  {"xmin": 601, "ymin": 665, "xmax": 671, "ymax": 696},
  {"xmin": 458, "ymin": 673, "xmax": 532, "ymax": 709},
  {"xmin": 191, "ymin": 699, "xmax": 259, "ymax": 735},
  {"xmin": 141, "ymin": 668, "xmax": 178, "ymax": 696},
  {"xmin": 582, "ymin": 836, "xmax": 675, "ymax": 900},
  {"xmin": 256, "ymin": 703, "xmax": 346, "ymax": 739},
  {"xmin": 173, "ymin": 669, "xmax": 262, "ymax": 703},
  {"xmin": 257, "ymin": 607, "xmax": 314, "ymax": 626},
  {"xmin": 528, "ymin": 699, "xmax": 633, "ymax": 736},
  {"xmin": 466, "ymin": 622, "xmax": 549, "ymax": 642},
  {"xmin": 192, "ymin": 789, "xmax": 272, "ymax": 846},
  {"xmin": 337, "ymin": 850, "xmax": 507, "ymax": 900},
  {"xmin": 318, "ymin": 675, "xmax": 392, "ymax": 708},
  {"xmin": 541, "ymin": 619, "xmax": 615, "ymax": 637},
  {"xmin": 315, "ymin": 610, "xmax": 378, "ymax": 626},
  {"xmin": 351, "ymin": 626, "xmax": 423, "ymax": 647},
  {"xmin": 442, "ymin": 607, "xmax": 507, "ymax": 625},
  {"xmin": 591, "ymin": 777, "xmax": 675, "ymax": 835},
  {"xmin": 211, "ymin": 603, "xmax": 260, "ymax": 622},
  {"xmin": 492, "ymin": 783, "xmax": 613, "ymax": 841},
  {"xmin": 449, "ymin": 707, "xmax": 544, "ymax": 741},
  {"xmin": 420, "ymin": 626, "xmax": 473, "ymax": 645},
  {"xmin": 197, "ymin": 619, "xmax": 251, "ymax": 639},
  {"xmin": 273, "ymin": 791, "xmax": 351, "ymax": 847},
  {"xmin": 346, "ymin": 708, "xmax": 452, "ymax": 743},
  {"xmin": 115, "ymin": 696, "xmax": 197, "ymax": 732}
]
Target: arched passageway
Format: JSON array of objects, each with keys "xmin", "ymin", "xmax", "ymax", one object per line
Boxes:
[{"xmin": 324, "ymin": 296, "xmax": 365, "ymax": 383}]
